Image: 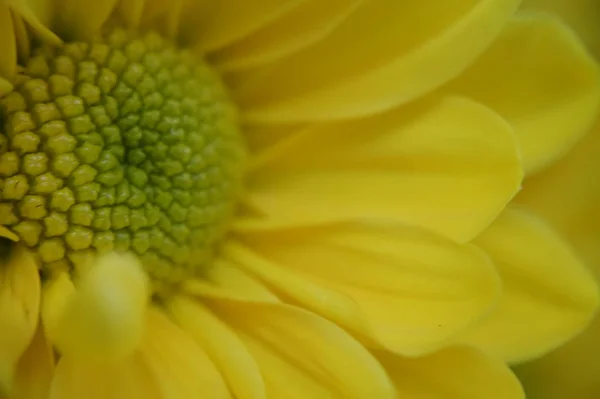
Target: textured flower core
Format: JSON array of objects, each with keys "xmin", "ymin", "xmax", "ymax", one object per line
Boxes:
[{"xmin": 0, "ymin": 28, "xmax": 245, "ymax": 284}]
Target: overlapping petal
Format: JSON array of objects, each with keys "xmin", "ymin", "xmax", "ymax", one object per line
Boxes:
[
  {"xmin": 232, "ymin": 0, "xmax": 522, "ymax": 122},
  {"xmin": 210, "ymin": 301, "xmax": 396, "ymax": 399},
  {"xmin": 11, "ymin": 325, "xmax": 54, "ymax": 399},
  {"xmin": 238, "ymin": 95, "xmax": 522, "ymax": 243},
  {"xmin": 445, "ymin": 12, "xmax": 600, "ymax": 174},
  {"xmin": 228, "ymin": 222, "xmax": 501, "ymax": 356},
  {"xmin": 378, "ymin": 346, "xmax": 524, "ymax": 399},
  {"xmin": 458, "ymin": 208, "xmax": 599, "ymax": 363}
]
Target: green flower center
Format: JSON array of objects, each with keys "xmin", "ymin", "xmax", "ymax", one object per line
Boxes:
[{"xmin": 0, "ymin": 28, "xmax": 245, "ymax": 284}]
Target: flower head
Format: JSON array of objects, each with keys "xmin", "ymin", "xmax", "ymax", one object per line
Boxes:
[{"xmin": 0, "ymin": 1, "xmax": 598, "ymax": 398}]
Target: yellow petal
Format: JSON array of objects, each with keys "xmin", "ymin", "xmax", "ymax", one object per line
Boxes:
[
  {"xmin": 515, "ymin": 316, "xmax": 600, "ymax": 399},
  {"xmin": 522, "ymin": 0, "xmax": 600, "ymax": 58},
  {"xmin": 51, "ymin": 253, "xmax": 150, "ymax": 360},
  {"xmin": 139, "ymin": 0, "xmax": 184, "ymax": 39},
  {"xmin": 211, "ymin": 0, "xmax": 360, "ymax": 71},
  {"xmin": 0, "ymin": 4, "xmax": 17, "ymax": 80},
  {"xmin": 168, "ymin": 296, "xmax": 265, "ymax": 399},
  {"xmin": 378, "ymin": 346, "xmax": 524, "ymax": 399},
  {"xmin": 239, "ymin": 95, "xmax": 522, "ymax": 243},
  {"xmin": 0, "ymin": 244, "xmax": 40, "ymax": 395},
  {"xmin": 445, "ymin": 12, "xmax": 600, "ymax": 175},
  {"xmin": 138, "ymin": 309, "xmax": 231, "ymax": 399},
  {"xmin": 116, "ymin": 0, "xmax": 145, "ymax": 28},
  {"xmin": 7, "ymin": 0, "xmax": 61, "ymax": 45},
  {"xmin": 182, "ymin": 258, "xmax": 279, "ymax": 302},
  {"xmin": 49, "ymin": 353, "xmax": 160, "ymax": 399},
  {"xmin": 12, "ymin": 324, "xmax": 55, "ymax": 399},
  {"xmin": 517, "ymin": 117, "xmax": 600, "ymax": 269},
  {"xmin": 188, "ymin": 0, "xmax": 307, "ymax": 52},
  {"xmin": 230, "ymin": 222, "xmax": 501, "ymax": 356},
  {"xmin": 233, "ymin": 0, "xmax": 521, "ymax": 122},
  {"xmin": 458, "ymin": 208, "xmax": 599, "ymax": 363},
  {"xmin": 212, "ymin": 301, "xmax": 396, "ymax": 399},
  {"xmin": 52, "ymin": 0, "xmax": 119, "ymax": 39},
  {"xmin": 11, "ymin": 10, "xmax": 31, "ymax": 61}
]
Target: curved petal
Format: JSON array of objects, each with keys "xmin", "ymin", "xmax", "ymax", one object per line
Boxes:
[
  {"xmin": 517, "ymin": 117, "xmax": 600, "ymax": 269},
  {"xmin": 12, "ymin": 324, "xmax": 55, "ymax": 399},
  {"xmin": 186, "ymin": 0, "xmax": 307, "ymax": 52},
  {"xmin": 522, "ymin": 0, "xmax": 600, "ymax": 58},
  {"xmin": 211, "ymin": 301, "xmax": 396, "ymax": 399},
  {"xmin": 0, "ymin": 244, "xmax": 40, "ymax": 393},
  {"xmin": 228, "ymin": 222, "xmax": 502, "ymax": 356},
  {"xmin": 210, "ymin": 0, "xmax": 361, "ymax": 71},
  {"xmin": 115, "ymin": 0, "xmax": 144, "ymax": 28},
  {"xmin": 168, "ymin": 296, "xmax": 266, "ymax": 399},
  {"xmin": 458, "ymin": 208, "xmax": 599, "ymax": 363},
  {"xmin": 238, "ymin": 95, "xmax": 522, "ymax": 243},
  {"xmin": 445, "ymin": 12, "xmax": 600, "ymax": 175},
  {"xmin": 137, "ymin": 309, "xmax": 231, "ymax": 399},
  {"xmin": 378, "ymin": 346, "xmax": 524, "ymax": 399},
  {"xmin": 233, "ymin": 0, "xmax": 521, "ymax": 122}
]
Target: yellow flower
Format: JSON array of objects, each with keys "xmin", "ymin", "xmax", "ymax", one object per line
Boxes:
[
  {"xmin": 513, "ymin": 1, "xmax": 600, "ymax": 398},
  {"xmin": 0, "ymin": 1, "xmax": 597, "ymax": 398}
]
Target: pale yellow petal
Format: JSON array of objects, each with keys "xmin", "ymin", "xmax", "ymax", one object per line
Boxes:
[
  {"xmin": 378, "ymin": 346, "xmax": 524, "ymax": 399},
  {"xmin": 233, "ymin": 0, "xmax": 521, "ymax": 122},
  {"xmin": 0, "ymin": 4, "xmax": 17, "ymax": 80},
  {"xmin": 458, "ymin": 208, "xmax": 599, "ymax": 363},
  {"xmin": 238, "ymin": 95, "xmax": 522, "ymax": 243},
  {"xmin": 168, "ymin": 296, "xmax": 265, "ymax": 399},
  {"xmin": 11, "ymin": 10, "xmax": 31, "ymax": 61},
  {"xmin": 52, "ymin": 0, "xmax": 119, "ymax": 39},
  {"xmin": 51, "ymin": 253, "xmax": 150, "ymax": 360},
  {"xmin": 229, "ymin": 222, "xmax": 501, "ymax": 356},
  {"xmin": 12, "ymin": 324, "xmax": 55, "ymax": 399},
  {"xmin": 211, "ymin": 0, "xmax": 360, "ymax": 71},
  {"xmin": 0, "ymin": 244, "xmax": 40, "ymax": 395},
  {"xmin": 212, "ymin": 301, "xmax": 396, "ymax": 399},
  {"xmin": 445, "ymin": 13, "xmax": 600, "ymax": 175},
  {"xmin": 138, "ymin": 309, "xmax": 231, "ymax": 399},
  {"xmin": 188, "ymin": 0, "xmax": 307, "ymax": 52}
]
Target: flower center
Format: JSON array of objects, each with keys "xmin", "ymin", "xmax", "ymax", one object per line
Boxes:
[{"xmin": 0, "ymin": 28, "xmax": 245, "ymax": 285}]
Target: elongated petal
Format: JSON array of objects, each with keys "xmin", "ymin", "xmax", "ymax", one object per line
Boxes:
[
  {"xmin": 187, "ymin": 0, "xmax": 307, "ymax": 51},
  {"xmin": 51, "ymin": 253, "xmax": 150, "ymax": 360},
  {"xmin": 233, "ymin": 0, "xmax": 521, "ymax": 122},
  {"xmin": 446, "ymin": 13, "xmax": 600, "ymax": 174},
  {"xmin": 182, "ymin": 258, "xmax": 278, "ymax": 302},
  {"xmin": 239, "ymin": 95, "xmax": 522, "ymax": 243},
  {"xmin": 0, "ymin": 4, "xmax": 16, "ymax": 80},
  {"xmin": 459, "ymin": 208, "xmax": 599, "ymax": 363},
  {"xmin": 116, "ymin": 0, "xmax": 145, "ymax": 28},
  {"xmin": 0, "ymin": 243, "xmax": 40, "ymax": 394},
  {"xmin": 12, "ymin": 324, "xmax": 54, "ymax": 399},
  {"xmin": 49, "ymin": 354, "xmax": 160, "ymax": 399},
  {"xmin": 52, "ymin": 0, "xmax": 119, "ymax": 39},
  {"xmin": 378, "ymin": 346, "xmax": 524, "ymax": 399},
  {"xmin": 211, "ymin": 301, "xmax": 396, "ymax": 399},
  {"xmin": 229, "ymin": 222, "xmax": 501, "ymax": 356},
  {"xmin": 6, "ymin": 0, "xmax": 61, "ymax": 45},
  {"xmin": 168, "ymin": 296, "xmax": 265, "ymax": 399},
  {"xmin": 211, "ymin": 0, "xmax": 360, "ymax": 71},
  {"xmin": 138, "ymin": 309, "xmax": 231, "ymax": 399}
]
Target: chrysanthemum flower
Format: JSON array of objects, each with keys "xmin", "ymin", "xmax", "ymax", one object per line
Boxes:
[{"xmin": 0, "ymin": 1, "xmax": 598, "ymax": 398}]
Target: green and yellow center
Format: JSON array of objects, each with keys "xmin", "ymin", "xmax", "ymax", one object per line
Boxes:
[{"xmin": 0, "ymin": 28, "xmax": 245, "ymax": 285}]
